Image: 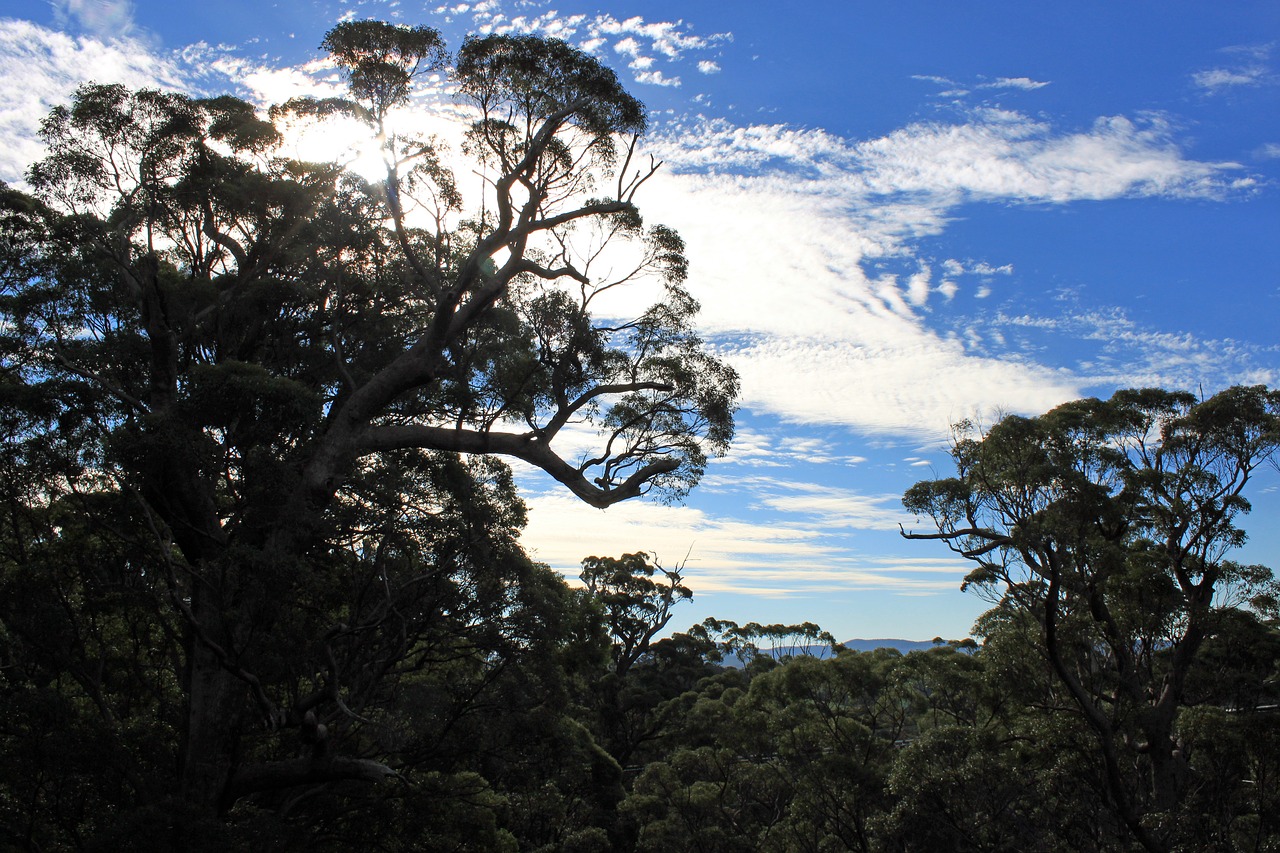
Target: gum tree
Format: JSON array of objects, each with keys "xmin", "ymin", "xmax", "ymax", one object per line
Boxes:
[
  {"xmin": 0, "ymin": 21, "xmax": 735, "ymax": 843},
  {"xmin": 902, "ymin": 386, "xmax": 1280, "ymax": 852}
]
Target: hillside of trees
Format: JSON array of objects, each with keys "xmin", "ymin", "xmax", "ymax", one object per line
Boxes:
[{"xmin": 2, "ymin": 21, "xmax": 1278, "ymax": 852}]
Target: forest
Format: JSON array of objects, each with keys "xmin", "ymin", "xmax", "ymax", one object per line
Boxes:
[{"xmin": 2, "ymin": 20, "xmax": 1279, "ymax": 852}]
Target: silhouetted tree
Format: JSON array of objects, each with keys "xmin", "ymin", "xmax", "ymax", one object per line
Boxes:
[
  {"xmin": 0, "ymin": 20, "xmax": 735, "ymax": 846},
  {"xmin": 903, "ymin": 386, "xmax": 1280, "ymax": 853}
]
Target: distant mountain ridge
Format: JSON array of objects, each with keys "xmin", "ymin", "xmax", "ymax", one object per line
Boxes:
[
  {"xmin": 717, "ymin": 638, "xmax": 946, "ymax": 668},
  {"xmin": 840, "ymin": 638, "xmax": 941, "ymax": 654}
]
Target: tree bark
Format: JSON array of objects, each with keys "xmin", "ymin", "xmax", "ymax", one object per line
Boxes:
[{"xmin": 179, "ymin": 590, "xmax": 246, "ymax": 823}]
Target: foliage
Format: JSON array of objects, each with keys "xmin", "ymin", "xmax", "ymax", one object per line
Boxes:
[
  {"xmin": 0, "ymin": 18, "xmax": 735, "ymax": 847},
  {"xmin": 903, "ymin": 386, "xmax": 1280, "ymax": 853},
  {"xmin": 3, "ymin": 13, "xmax": 1278, "ymax": 849}
]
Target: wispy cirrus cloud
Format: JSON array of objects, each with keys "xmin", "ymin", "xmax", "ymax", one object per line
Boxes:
[
  {"xmin": 1193, "ymin": 43, "xmax": 1275, "ymax": 92},
  {"xmin": 914, "ymin": 73, "xmax": 1050, "ymax": 98},
  {"xmin": 1194, "ymin": 67, "xmax": 1268, "ymax": 90},
  {"xmin": 51, "ymin": 0, "xmax": 137, "ymax": 39},
  {"xmin": 711, "ymin": 427, "xmax": 867, "ymax": 469},
  {"xmin": 856, "ymin": 111, "xmax": 1238, "ymax": 202},
  {"xmin": 652, "ymin": 110, "xmax": 1240, "ymax": 202},
  {"xmin": 516, "ymin": 481, "xmax": 959, "ymax": 601},
  {"xmin": 992, "ymin": 309, "xmax": 1279, "ymax": 390},
  {"xmin": 750, "ymin": 480, "xmax": 910, "ymax": 529},
  {"xmin": 912, "ymin": 74, "xmax": 969, "ymax": 97},
  {"xmin": 979, "ymin": 76, "xmax": 1050, "ymax": 90}
]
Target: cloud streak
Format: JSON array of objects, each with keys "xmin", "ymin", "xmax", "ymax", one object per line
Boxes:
[
  {"xmin": 979, "ymin": 76, "xmax": 1050, "ymax": 90},
  {"xmin": 51, "ymin": 0, "xmax": 137, "ymax": 39},
  {"xmin": 656, "ymin": 111, "xmax": 1241, "ymax": 202},
  {"xmin": 1193, "ymin": 43, "xmax": 1275, "ymax": 92},
  {"xmin": 516, "ymin": 482, "xmax": 960, "ymax": 600}
]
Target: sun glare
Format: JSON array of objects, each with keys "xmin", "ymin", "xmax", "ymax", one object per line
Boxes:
[
  {"xmin": 273, "ymin": 105, "xmax": 481, "ymax": 198},
  {"xmin": 280, "ymin": 114, "xmax": 390, "ymax": 182}
]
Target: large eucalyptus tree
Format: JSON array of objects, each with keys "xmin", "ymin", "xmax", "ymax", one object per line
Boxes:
[{"xmin": 0, "ymin": 21, "xmax": 735, "ymax": 845}]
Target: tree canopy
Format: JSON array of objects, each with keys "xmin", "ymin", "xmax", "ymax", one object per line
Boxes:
[
  {"xmin": 0, "ymin": 20, "xmax": 735, "ymax": 846},
  {"xmin": 903, "ymin": 386, "xmax": 1280, "ymax": 853},
  {"xmin": 3, "ymin": 16, "xmax": 1279, "ymax": 853}
]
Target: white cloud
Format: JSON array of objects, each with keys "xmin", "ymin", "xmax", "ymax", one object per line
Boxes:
[
  {"xmin": 850, "ymin": 112, "xmax": 1238, "ymax": 202},
  {"xmin": 697, "ymin": 60, "xmax": 721, "ymax": 74},
  {"xmin": 212, "ymin": 54, "xmax": 346, "ymax": 105},
  {"xmin": 478, "ymin": 10, "xmax": 586, "ymax": 40},
  {"xmin": 905, "ymin": 268, "xmax": 932, "ymax": 308},
  {"xmin": 1194, "ymin": 66, "xmax": 1267, "ymax": 90},
  {"xmin": 634, "ymin": 69, "xmax": 680, "ymax": 87},
  {"xmin": 994, "ymin": 309, "xmax": 1279, "ymax": 391},
  {"xmin": 1193, "ymin": 44, "xmax": 1274, "ymax": 92},
  {"xmin": 912, "ymin": 74, "xmax": 969, "ymax": 97},
  {"xmin": 720, "ymin": 335, "xmax": 1076, "ymax": 434},
  {"xmin": 711, "ymin": 428, "xmax": 866, "ymax": 468},
  {"xmin": 446, "ymin": 3, "xmax": 731, "ymax": 76},
  {"xmin": 516, "ymin": 482, "xmax": 958, "ymax": 599},
  {"xmin": 753, "ymin": 480, "xmax": 909, "ymax": 528},
  {"xmin": 0, "ymin": 19, "xmax": 197, "ymax": 184},
  {"xmin": 589, "ymin": 15, "xmax": 730, "ymax": 60},
  {"xmin": 631, "ymin": 104, "xmax": 1247, "ymax": 435},
  {"xmin": 654, "ymin": 111, "xmax": 1240, "ymax": 203},
  {"xmin": 980, "ymin": 76, "xmax": 1050, "ymax": 90}
]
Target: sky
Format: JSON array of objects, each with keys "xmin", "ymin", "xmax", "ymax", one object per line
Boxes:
[{"xmin": 2, "ymin": 0, "xmax": 1279, "ymax": 641}]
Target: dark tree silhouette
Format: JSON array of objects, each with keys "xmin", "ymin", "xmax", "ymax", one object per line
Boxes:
[{"xmin": 0, "ymin": 21, "xmax": 735, "ymax": 845}]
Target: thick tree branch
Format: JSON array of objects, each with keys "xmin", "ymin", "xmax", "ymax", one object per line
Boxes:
[
  {"xmin": 359, "ymin": 423, "xmax": 680, "ymax": 508},
  {"xmin": 509, "ymin": 257, "xmax": 590, "ymax": 285},
  {"xmin": 899, "ymin": 525, "xmax": 1011, "ymax": 558},
  {"xmin": 227, "ymin": 757, "xmax": 396, "ymax": 804},
  {"xmin": 442, "ymin": 198, "xmax": 636, "ymax": 342},
  {"xmin": 200, "ymin": 202, "xmax": 249, "ymax": 271}
]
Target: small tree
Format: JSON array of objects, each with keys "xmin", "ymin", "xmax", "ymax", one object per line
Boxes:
[{"xmin": 580, "ymin": 552, "xmax": 692, "ymax": 678}]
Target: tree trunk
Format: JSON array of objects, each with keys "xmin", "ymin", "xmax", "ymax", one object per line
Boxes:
[{"xmin": 178, "ymin": 597, "xmax": 246, "ymax": 832}]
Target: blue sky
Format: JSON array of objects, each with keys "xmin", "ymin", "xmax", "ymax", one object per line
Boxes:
[{"xmin": 2, "ymin": 0, "xmax": 1279, "ymax": 640}]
